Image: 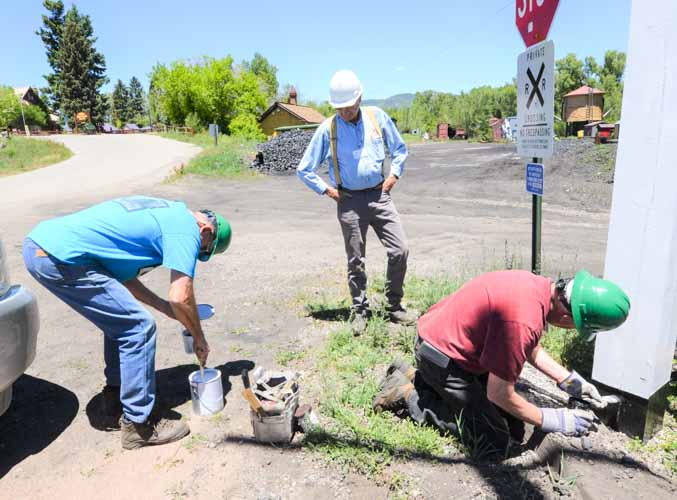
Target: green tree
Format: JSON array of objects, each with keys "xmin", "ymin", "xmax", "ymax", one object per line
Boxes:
[
  {"xmin": 0, "ymin": 86, "xmax": 47, "ymax": 130},
  {"xmin": 149, "ymin": 56, "xmax": 267, "ymax": 135},
  {"xmin": 128, "ymin": 76, "xmax": 145, "ymax": 119},
  {"xmin": 555, "ymin": 53, "xmax": 586, "ymax": 106},
  {"xmin": 111, "ymin": 79, "xmax": 130, "ymax": 126},
  {"xmin": 36, "ymin": 0, "xmax": 65, "ymax": 111},
  {"xmin": 244, "ymin": 53, "xmax": 278, "ymax": 103},
  {"xmin": 37, "ymin": 3, "xmax": 108, "ymax": 125}
]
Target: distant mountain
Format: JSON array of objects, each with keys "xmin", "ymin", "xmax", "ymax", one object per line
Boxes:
[{"xmin": 362, "ymin": 93, "xmax": 415, "ymax": 109}]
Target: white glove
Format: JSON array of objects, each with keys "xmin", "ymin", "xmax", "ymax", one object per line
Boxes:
[
  {"xmin": 558, "ymin": 371, "xmax": 606, "ymax": 408},
  {"xmin": 540, "ymin": 408, "xmax": 596, "ymax": 436}
]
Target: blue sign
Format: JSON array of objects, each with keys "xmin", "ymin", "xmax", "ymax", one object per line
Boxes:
[{"xmin": 526, "ymin": 163, "xmax": 544, "ymax": 196}]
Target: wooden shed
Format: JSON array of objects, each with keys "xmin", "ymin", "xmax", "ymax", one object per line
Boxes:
[
  {"xmin": 259, "ymin": 88, "xmax": 326, "ymax": 136},
  {"xmin": 562, "ymin": 85, "xmax": 605, "ymax": 135}
]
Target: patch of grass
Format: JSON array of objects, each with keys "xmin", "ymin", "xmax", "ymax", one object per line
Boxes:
[
  {"xmin": 540, "ymin": 327, "xmax": 594, "ymax": 378},
  {"xmin": 158, "ymin": 132, "xmax": 260, "ymax": 180},
  {"xmin": 401, "ymin": 133, "xmax": 426, "ymax": 145},
  {"xmin": 0, "ymin": 137, "xmax": 72, "ymax": 176},
  {"xmin": 628, "ymin": 380, "xmax": 677, "ymax": 474},
  {"xmin": 276, "ymin": 348, "xmax": 306, "ymax": 366},
  {"xmin": 583, "ymin": 143, "xmax": 616, "ymax": 176},
  {"xmin": 304, "ymin": 295, "xmax": 457, "ymax": 477}
]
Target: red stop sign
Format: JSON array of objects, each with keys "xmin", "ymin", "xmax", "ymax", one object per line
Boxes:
[{"xmin": 516, "ymin": 0, "xmax": 560, "ymax": 47}]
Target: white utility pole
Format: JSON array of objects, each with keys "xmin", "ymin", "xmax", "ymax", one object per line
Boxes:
[{"xmin": 593, "ymin": 0, "xmax": 677, "ymax": 440}]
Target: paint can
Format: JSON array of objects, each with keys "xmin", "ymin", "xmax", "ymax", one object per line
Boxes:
[
  {"xmin": 179, "ymin": 304, "xmax": 215, "ymax": 354},
  {"xmin": 188, "ymin": 368, "xmax": 224, "ymax": 416}
]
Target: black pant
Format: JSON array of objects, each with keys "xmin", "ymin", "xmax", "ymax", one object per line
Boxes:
[{"xmin": 406, "ymin": 341, "xmax": 525, "ymax": 457}]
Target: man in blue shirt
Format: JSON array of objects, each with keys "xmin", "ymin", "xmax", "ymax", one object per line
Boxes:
[
  {"xmin": 23, "ymin": 196, "xmax": 232, "ymax": 450},
  {"xmin": 297, "ymin": 70, "xmax": 414, "ymax": 335}
]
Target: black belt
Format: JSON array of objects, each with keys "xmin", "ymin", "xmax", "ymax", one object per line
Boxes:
[
  {"xmin": 340, "ymin": 183, "xmax": 383, "ymax": 193},
  {"xmin": 415, "ymin": 335, "xmax": 452, "ymax": 369}
]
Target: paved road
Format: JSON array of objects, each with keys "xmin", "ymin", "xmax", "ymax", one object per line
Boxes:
[
  {"xmin": 0, "ymin": 133, "xmax": 199, "ymax": 269},
  {"xmin": 0, "ymin": 133, "xmax": 199, "ymax": 218}
]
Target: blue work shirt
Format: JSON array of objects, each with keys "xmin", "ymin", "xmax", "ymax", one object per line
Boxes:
[
  {"xmin": 296, "ymin": 106, "xmax": 407, "ymax": 194},
  {"xmin": 28, "ymin": 196, "xmax": 201, "ymax": 282}
]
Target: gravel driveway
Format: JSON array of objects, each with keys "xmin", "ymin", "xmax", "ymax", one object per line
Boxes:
[{"xmin": 1, "ymin": 138, "xmax": 673, "ymax": 499}]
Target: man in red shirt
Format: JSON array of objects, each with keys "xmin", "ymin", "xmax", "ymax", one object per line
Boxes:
[{"xmin": 373, "ymin": 269, "xmax": 630, "ymax": 456}]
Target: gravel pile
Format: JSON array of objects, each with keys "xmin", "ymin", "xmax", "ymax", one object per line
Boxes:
[{"xmin": 250, "ymin": 129, "xmax": 318, "ymax": 175}]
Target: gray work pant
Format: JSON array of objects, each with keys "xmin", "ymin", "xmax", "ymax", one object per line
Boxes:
[
  {"xmin": 337, "ymin": 188, "xmax": 409, "ymax": 314},
  {"xmin": 405, "ymin": 338, "xmax": 525, "ymax": 457}
]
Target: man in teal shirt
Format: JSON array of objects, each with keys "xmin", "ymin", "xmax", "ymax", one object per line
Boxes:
[
  {"xmin": 297, "ymin": 70, "xmax": 414, "ymax": 335},
  {"xmin": 23, "ymin": 196, "xmax": 231, "ymax": 449}
]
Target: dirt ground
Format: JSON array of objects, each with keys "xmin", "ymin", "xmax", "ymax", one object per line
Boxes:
[{"xmin": 1, "ymin": 137, "xmax": 674, "ymax": 499}]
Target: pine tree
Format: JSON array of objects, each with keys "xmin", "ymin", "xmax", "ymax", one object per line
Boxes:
[
  {"xmin": 36, "ymin": 0, "xmax": 65, "ymax": 111},
  {"xmin": 37, "ymin": 3, "xmax": 108, "ymax": 125},
  {"xmin": 111, "ymin": 79, "xmax": 130, "ymax": 126},
  {"xmin": 128, "ymin": 77, "xmax": 145, "ymax": 120}
]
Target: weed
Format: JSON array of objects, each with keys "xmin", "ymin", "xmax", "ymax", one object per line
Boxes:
[
  {"xmin": 305, "ymin": 316, "xmax": 457, "ymax": 478},
  {"xmin": 276, "ymin": 348, "xmax": 306, "ymax": 366},
  {"xmin": 540, "ymin": 326, "xmax": 593, "ymax": 378},
  {"xmin": 182, "ymin": 433, "xmax": 208, "ymax": 451},
  {"xmin": 547, "ymin": 451, "xmax": 579, "ymax": 495}
]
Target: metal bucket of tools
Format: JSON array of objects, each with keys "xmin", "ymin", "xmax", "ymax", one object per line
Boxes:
[{"xmin": 248, "ymin": 369, "xmax": 300, "ymax": 443}]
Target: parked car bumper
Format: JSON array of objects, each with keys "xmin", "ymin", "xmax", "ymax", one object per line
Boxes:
[{"xmin": 0, "ymin": 285, "xmax": 39, "ymax": 415}]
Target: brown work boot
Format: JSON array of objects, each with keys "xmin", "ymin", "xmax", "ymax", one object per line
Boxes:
[
  {"xmin": 121, "ymin": 416, "xmax": 190, "ymax": 450},
  {"xmin": 387, "ymin": 306, "xmax": 417, "ymax": 326},
  {"xmin": 373, "ymin": 371, "xmax": 415, "ymax": 413},
  {"xmin": 101, "ymin": 385, "xmax": 122, "ymax": 431},
  {"xmin": 385, "ymin": 358, "xmax": 416, "ymax": 382}
]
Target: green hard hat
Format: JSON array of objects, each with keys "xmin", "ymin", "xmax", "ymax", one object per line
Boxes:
[
  {"xmin": 199, "ymin": 211, "xmax": 232, "ymax": 262},
  {"xmin": 570, "ymin": 269, "xmax": 630, "ymax": 341}
]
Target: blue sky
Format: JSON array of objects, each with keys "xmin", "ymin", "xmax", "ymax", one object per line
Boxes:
[{"xmin": 3, "ymin": 1, "xmax": 631, "ymax": 102}]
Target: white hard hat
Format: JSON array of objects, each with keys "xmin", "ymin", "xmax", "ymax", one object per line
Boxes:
[{"xmin": 329, "ymin": 70, "xmax": 363, "ymax": 108}]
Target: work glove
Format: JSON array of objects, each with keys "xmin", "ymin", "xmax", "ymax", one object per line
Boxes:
[
  {"xmin": 558, "ymin": 370, "xmax": 606, "ymax": 409},
  {"xmin": 540, "ymin": 408, "xmax": 596, "ymax": 436}
]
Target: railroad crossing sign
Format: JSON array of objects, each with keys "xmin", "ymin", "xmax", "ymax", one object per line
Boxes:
[
  {"xmin": 517, "ymin": 40, "xmax": 554, "ymax": 158},
  {"xmin": 516, "ymin": 0, "xmax": 561, "ymax": 47}
]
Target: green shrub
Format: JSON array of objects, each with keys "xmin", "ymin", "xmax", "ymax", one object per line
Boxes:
[
  {"xmin": 228, "ymin": 113, "xmax": 265, "ymax": 141},
  {"xmin": 185, "ymin": 112, "xmax": 203, "ymax": 132}
]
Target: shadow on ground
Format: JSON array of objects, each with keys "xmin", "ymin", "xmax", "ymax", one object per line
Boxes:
[
  {"xmin": 0, "ymin": 375, "xmax": 78, "ymax": 479},
  {"xmin": 305, "ymin": 306, "xmax": 351, "ymax": 322},
  {"xmin": 85, "ymin": 360, "xmax": 256, "ymax": 430}
]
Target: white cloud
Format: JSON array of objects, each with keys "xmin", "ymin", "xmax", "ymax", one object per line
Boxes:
[{"xmin": 395, "ymin": 66, "xmax": 405, "ymax": 72}]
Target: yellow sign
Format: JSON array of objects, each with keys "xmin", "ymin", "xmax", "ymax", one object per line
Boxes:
[{"xmin": 75, "ymin": 111, "xmax": 89, "ymax": 123}]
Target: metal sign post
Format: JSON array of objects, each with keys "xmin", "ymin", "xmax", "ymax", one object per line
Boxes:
[
  {"xmin": 517, "ymin": 41, "xmax": 554, "ymax": 274},
  {"xmin": 209, "ymin": 123, "xmax": 219, "ymax": 146},
  {"xmin": 526, "ymin": 161, "xmax": 544, "ymax": 273}
]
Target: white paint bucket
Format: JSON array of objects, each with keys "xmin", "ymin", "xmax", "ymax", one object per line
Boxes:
[{"xmin": 189, "ymin": 368, "xmax": 224, "ymax": 416}]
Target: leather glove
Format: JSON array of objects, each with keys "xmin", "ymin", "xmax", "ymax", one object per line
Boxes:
[
  {"xmin": 558, "ymin": 370, "xmax": 606, "ymax": 408},
  {"xmin": 540, "ymin": 408, "xmax": 596, "ymax": 436}
]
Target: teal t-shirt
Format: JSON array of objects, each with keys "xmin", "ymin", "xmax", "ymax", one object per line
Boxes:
[{"xmin": 28, "ymin": 196, "xmax": 201, "ymax": 282}]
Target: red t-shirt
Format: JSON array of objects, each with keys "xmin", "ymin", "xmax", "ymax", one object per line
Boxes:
[{"xmin": 418, "ymin": 270, "xmax": 552, "ymax": 383}]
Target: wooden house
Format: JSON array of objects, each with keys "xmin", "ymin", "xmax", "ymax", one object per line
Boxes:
[
  {"xmin": 562, "ymin": 85, "xmax": 605, "ymax": 135},
  {"xmin": 259, "ymin": 88, "xmax": 326, "ymax": 136}
]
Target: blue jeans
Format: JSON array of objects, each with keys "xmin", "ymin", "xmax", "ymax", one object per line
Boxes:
[{"xmin": 23, "ymin": 238, "xmax": 157, "ymax": 423}]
